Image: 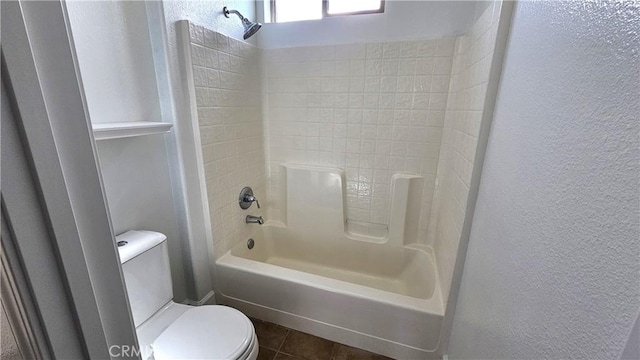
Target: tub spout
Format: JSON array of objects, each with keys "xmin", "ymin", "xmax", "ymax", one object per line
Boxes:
[{"xmin": 246, "ymin": 215, "xmax": 264, "ymax": 225}]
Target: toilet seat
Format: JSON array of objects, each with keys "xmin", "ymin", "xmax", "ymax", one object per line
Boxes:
[{"xmin": 152, "ymin": 305, "xmax": 255, "ymax": 360}]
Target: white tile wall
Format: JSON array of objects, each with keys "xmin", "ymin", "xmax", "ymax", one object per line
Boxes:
[
  {"xmin": 428, "ymin": 3, "xmax": 501, "ymax": 300},
  {"xmin": 188, "ymin": 23, "xmax": 266, "ymax": 257},
  {"xmin": 263, "ymin": 38, "xmax": 455, "ymax": 239},
  {"xmin": 186, "ymin": 10, "xmax": 499, "ymax": 279}
]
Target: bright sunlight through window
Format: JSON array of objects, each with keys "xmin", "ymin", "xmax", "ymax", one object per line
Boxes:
[
  {"xmin": 274, "ymin": 0, "xmax": 384, "ymax": 23},
  {"xmin": 327, "ymin": 0, "xmax": 384, "ymax": 14},
  {"xmin": 275, "ymin": 0, "xmax": 323, "ymax": 22}
]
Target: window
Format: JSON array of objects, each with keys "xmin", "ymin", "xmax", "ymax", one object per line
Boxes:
[
  {"xmin": 325, "ymin": 0, "xmax": 384, "ymax": 15},
  {"xmin": 271, "ymin": 0, "xmax": 384, "ymax": 23}
]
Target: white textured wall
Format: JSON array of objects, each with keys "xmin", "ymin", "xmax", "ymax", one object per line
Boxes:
[
  {"xmin": 66, "ymin": 1, "xmax": 161, "ymax": 124},
  {"xmin": 448, "ymin": 1, "xmax": 640, "ymax": 358},
  {"xmin": 622, "ymin": 314, "xmax": 640, "ymax": 360},
  {"xmin": 257, "ymin": 1, "xmax": 479, "ymax": 49},
  {"xmin": 1, "ymin": 305, "xmax": 20, "ymax": 359},
  {"xmin": 66, "ymin": 0, "xmax": 188, "ymax": 301}
]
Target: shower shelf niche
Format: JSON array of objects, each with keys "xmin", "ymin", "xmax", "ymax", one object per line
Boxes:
[{"xmin": 92, "ymin": 121, "xmax": 173, "ymax": 141}]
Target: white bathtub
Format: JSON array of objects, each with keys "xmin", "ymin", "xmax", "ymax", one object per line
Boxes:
[{"xmin": 215, "ymin": 225, "xmax": 444, "ymax": 359}]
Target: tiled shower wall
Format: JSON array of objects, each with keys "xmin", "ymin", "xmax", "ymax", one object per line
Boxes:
[
  {"xmin": 187, "ymin": 23, "xmax": 266, "ymax": 257},
  {"xmin": 263, "ymin": 39, "xmax": 456, "ymax": 240},
  {"xmin": 185, "ymin": 11, "xmax": 500, "ymax": 304},
  {"xmin": 428, "ymin": 4, "xmax": 501, "ymax": 299}
]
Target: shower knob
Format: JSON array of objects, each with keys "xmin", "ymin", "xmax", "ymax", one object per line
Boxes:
[{"xmin": 239, "ymin": 187, "xmax": 260, "ymax": 209}]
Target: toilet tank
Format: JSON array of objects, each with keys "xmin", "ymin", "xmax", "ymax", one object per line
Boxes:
[{"xmin": 116, "ymin": 230, "xmax": 173, "ymax": 327}]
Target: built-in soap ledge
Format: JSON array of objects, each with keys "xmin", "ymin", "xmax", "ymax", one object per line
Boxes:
[
  {"xmin": 346, "ymin": 220, "xmax": 388, "ymax": 243},
  {"xmin": 345, "ymin": 174, "xmax": 424, "ymax": 246},
  {"xmin": 92, "ymin": 121, "xmax": 173, "ymax": 140}
]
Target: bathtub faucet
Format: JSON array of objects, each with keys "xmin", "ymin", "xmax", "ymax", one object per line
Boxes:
[{"xmin": 245, "ymin": 215, "xmax": 264, "ymax": 225}]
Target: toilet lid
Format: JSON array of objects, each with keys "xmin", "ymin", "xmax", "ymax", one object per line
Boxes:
[{"xmin": 152, "ymin": 306, "xmax": 253, "ymax": 360}]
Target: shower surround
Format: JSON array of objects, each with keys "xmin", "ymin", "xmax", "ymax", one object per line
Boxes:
[
  {"xmin": 263, "ymin": 39, "xmax": 455, "ymax": 241},
  {"xmin": 429, "ymin": 3, "xmax": 502, "ymax": 299},
  {"xmin": 183, "ymin": 21, "xmax": 266, "ymax": 258},
  {"xmin": 181, "ymin": 2, "xmax": 503, "ymax": 356}
]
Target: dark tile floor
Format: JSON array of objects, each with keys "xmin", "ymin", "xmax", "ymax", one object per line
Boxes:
[{"xmin": 251, "ymin": 317, "xmax": 393, "ymax": 360}]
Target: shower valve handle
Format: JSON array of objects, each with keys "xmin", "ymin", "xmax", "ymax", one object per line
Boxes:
[
  {"xmin": 244, "ymin": 195, "xmax": 260, "ymax": 209},
  {"xmin": 239, "ymin": 187, "xmax": 260, "ymax": 209}
]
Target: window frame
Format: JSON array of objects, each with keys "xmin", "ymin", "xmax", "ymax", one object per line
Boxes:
[{"xmin": 270, "ymin": 0, "xmax": 385, "ymax": 23}]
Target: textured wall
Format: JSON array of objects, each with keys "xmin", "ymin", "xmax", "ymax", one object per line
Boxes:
[
  {"xmin": 448, "ymin": 1, "xmax": 640, "ymax": 358},
  {"xmin": 263, "ymin": 39, "xmax": 455, "ymax": 239},
  {"xmin": 188, "ymin": 24, "xmax": 266, "ymax": 257},
  {"xmin": 1, "ymin": 304, "xmax": 20, "ymax": 359},
  {"xmin": 622, "ymin": 314, "xmax": 640, "ymax": 360},
  {"xmin": 428, "ymin": 2, "xmax": 500, "ymax": 304},
  {"xmin": 66, "ymin": 1, "xmax": 161, "ymax": 124}
]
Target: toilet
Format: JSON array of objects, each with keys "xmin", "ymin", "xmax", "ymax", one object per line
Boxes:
[{"xmin": 116, "ymin": 230, "xmax": 259, "ymax": 360}]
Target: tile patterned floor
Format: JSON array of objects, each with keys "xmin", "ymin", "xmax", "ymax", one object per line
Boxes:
[{"xmin": 251, "ymin": 318, "xmax": 393, "ymax": 360}]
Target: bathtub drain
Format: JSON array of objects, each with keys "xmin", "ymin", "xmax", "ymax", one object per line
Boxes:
[{"xmin": 247, "ymin": 238, "xmax": 255, "ymax": 249}]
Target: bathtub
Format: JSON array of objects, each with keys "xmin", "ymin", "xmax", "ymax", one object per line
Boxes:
[{"xmin": 215, "ymin": 225, "xmax": 444, "ymax": 359}]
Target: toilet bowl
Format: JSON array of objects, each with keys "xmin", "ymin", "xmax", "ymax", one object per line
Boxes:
[{"xmin": 117, "ymin": 230, "xmax": 258, "ymax": 360}]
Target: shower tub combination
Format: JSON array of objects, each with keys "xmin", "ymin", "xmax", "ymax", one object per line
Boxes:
[{"xmin": 216, "ymin": 165, "xmax": 444, "ymax": 358}]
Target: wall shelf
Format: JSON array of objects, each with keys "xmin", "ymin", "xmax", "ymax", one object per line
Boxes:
[{"xmin": 92, "ymin": 122, "xmax": 173, "ymax": 140}]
